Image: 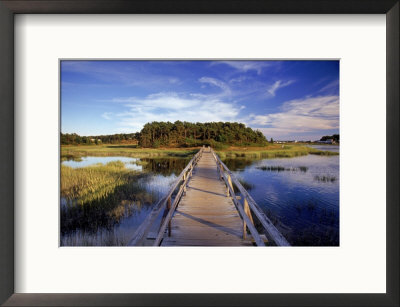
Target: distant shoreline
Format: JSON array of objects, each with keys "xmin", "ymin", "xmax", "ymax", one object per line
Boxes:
[{"xmin": 61, "ymin": 143, "xmax": 339, "ymax": 161}]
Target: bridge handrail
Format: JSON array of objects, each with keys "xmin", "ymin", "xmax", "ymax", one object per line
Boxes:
[
  {"xmin": 128, "ymin": 147, "xmax": 204, "ymax": 246},
  {"xmin": 210, "ymin": 148, "xmax": 291, "ymax": 246},
  {"xmin": 218, "ymin": 166, "xmax": 266, "ymax": 246}
]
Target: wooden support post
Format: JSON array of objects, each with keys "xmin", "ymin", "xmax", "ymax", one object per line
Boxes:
[
  {"xmin": 167, "ymin": 197, "xmax": 172, "ymax": 237},
  {"xmin": 228, "ymin": 175, "xmax": 233, "ymax": 192},
  {"xmin": 226, "ymin": 175, "xmax": 233, "ymax": 197},
  {"xmin": 244, "ymin": 198, "xmax": 254, "ymax": 226},
  {"xmin": 243, "ymin": 198, "xmax": 254, "ymax": 239}
]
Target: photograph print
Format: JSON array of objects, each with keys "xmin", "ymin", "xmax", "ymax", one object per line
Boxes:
[{"xmin": 60, "ymin": 60, "xmax": 339, "ymax": 247}]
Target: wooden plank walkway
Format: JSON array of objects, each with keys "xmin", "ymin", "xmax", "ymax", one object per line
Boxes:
[{"xmin": 161, "ymin": 148, "xmax": 252, "ymax": 246}]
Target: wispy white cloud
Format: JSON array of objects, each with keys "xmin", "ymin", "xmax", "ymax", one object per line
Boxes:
[
  {"xmin": 199, "ymin": 77, "xmax": 231, "ymax": 95},
  {"xmin": 229, "ymin": 75, "xmax": 250, "ymax": 84},
  {"xmin": 318, "ymin": 79, "xmax": 339, "ymax": 93},
  {"xmin": 267, "ymin": 80, "xmax": 294, "ymax": 96},
  {"xmin": 61, "ymin": 61, "xmax": 181, "ymax": 88},
  {"xmin": 168, "ymin": 77, "xmax": 180, "ymax": 84},
  {"xmin": 211, "ymin": 61, "xmax": 270, "ymax": 74},
  {"xmin": 249, "ymin": 95, "xmax": 339, "ymax": 138},
  {"xmin": 112, "ymin": 92, "xmax": 198, "ymax": 110},
  {"xmin": 101, "ymin": 112, "xmax": 113, "ymax": 120},
  {"xmin": 112, "ymin": 92, "xmax": 241, "ymax": 132}
]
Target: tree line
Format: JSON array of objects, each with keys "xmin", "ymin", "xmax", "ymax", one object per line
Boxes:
[
  {"xmin": 320, "ymin": 134, "xmax": 339, "ymax": 142},
  {"xmin": 61, "ymin": 121, "xmax": 268, "ymax": 148},
  {"xmin": 61, "ymin": 132, "xmax": 140, "ymax": 145},
  {"xmin": 139, "ymin": 121, "xmax": 267, "ymax": 148}
]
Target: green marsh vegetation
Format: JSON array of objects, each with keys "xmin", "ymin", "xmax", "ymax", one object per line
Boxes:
[
  {"xmin": 216, "ymin": 145, "xmax": 338, "ymax": 160},
  {"xmin": 257, "ymin": 165, "xmax": 309, "ymax": 172},
  {"xmin": 60, "ymin": 228, "xmax": 131, "ymax": 246},
  {"xmin": 267, "ymin": 200, "xmax": 339, "ymax": 246},
  {"xmin": 61, "ymin": 144, "xmax": 199, "ymax": 161},
  {"xmin": 61, "ymin": 161, "xmax": 156, "ymax": 236},
  {"xmin": 61, "ymin": 120, "xmax": 338, "ymax": 163},
  {"xmin": 60, "ymin": 122, "xmax": 339, "ymax": 246},
  {"xmin": 314, "ymin": 175, "xmax": 337, "ymax": 182}
]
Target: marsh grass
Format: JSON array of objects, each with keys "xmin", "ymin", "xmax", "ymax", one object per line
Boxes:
[
  {"xmin": 62, "ymin": 144, "xmax": 338, "ymax": 162},
  {"xmin": 256, "ymin": 165, "xmax": 308, "ymax": 172},
  {"xmin": 314, "ymin": 175, "xmax": 337, "ymax": 182},
  {"xmin": 60, "ymin": 228, "xmax": 130, "ymax": 246},
  {"xmin": 130, "ymin": 160, "xmax": 148, "ymax": 166},
  {"xmin": 61, "ymin": 153, "xmax": 83, "ymax": 162},
  {"xmin": 61, "ymin": 161, "xmax": 156, "ymax": 234},
  {"xmin": 298, "ymin": 166, "xmax": 308, "ymax": 172},
  {"xmin": 61, "ymin": 144, "xmax": 199, "ymax": 160},
  {"xmin": 284, "ymin": 201, "xmax": 339, "ymax": 245},
  {"xmin": 308, "ymin": 150, "xmax": 339, "ymax": 156},
  {"xmin": 216, "ymin": 145, "xmax": 338, "ymax": 160},
  {"xmin": 257, "ymin": 166, "xmax": 285, "ymax": 172}
]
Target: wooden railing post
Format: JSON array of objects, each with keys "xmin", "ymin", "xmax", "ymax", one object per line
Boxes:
[
  {"xmin": 244, "ymin": 198, "xmax": 254, "ymax": 225},
  {"xmin": 167, "ymin": 197, "xmax": 172, "ymax": 237},
  {"xmin": 226, "ymin": 174, "xmax": 233, "ymax": 197},
  {"xmin": 129, "ymin": 147, "xmax": 203, "ymax": 246},
  {"xmin": 243, "ymin": 198, "xmax": 254, "ymax": 239}
]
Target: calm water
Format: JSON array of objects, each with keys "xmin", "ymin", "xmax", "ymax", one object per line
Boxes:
[
  {"xmin": 60, "ymin": 156, "xmax": 188, "ymax": 246},
  {"xmin": 62, "ymin": 156, "xmax": 143, "ymax": 171},
  {"xmin": 61, "ymin": 149, "xmax": 339, "ymax": 246},
  {"xmin": 308, "ymin": 144, "xmax": 340, "ymax": 153},
  {"xmin": 225, "ymin": 153, "xmax": 339, "ymax": 246}
]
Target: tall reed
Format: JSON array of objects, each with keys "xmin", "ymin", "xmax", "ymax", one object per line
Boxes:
[{"xmin": 61, "ymin": 161, "xmax": 155, "ymax": 234}]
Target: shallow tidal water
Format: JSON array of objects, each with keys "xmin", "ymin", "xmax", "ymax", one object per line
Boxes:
[
  {"xmin": 61, "ymin": 147, "xmax": 339, "ymax": 246},
  {"xmin": 226, "ymin": 153, "xmax": 339, "ymax": 246}
]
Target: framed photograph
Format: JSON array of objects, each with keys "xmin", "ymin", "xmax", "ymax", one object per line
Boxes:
[
  {"xmin": 59, "ymin": 59, "xmax": 338, "ymax": 248},
  {"xmin": 0, "ymin": 1, "xmax": 398, "ymax": 306}
]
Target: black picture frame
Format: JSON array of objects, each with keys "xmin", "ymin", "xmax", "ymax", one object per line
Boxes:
[{"xmin": 0, "ymin": 1, "xmax": 398, "ymax": 306}]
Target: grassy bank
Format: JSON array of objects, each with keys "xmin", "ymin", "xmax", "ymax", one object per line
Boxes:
[
  {"xmin": 61, "ymin": 144, "xmax": 338, "ymax": 163},
  {"xmin": 61, "ymin": 144, "xmax": 199, "ymax": 161},
  {"xmin": 216, "ymin": 145, "xmax": 338, "ymax": 159},
  {"xmin": 61, "ymin": 161, "xmax": 155, "ymax": 234}
]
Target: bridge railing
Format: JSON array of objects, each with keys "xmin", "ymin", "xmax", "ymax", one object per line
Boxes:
[
  {"xmin": 128, "ymin": 146, "xmax": 204, "ymax": 246},
  {"xmin": 210, "ymin": 148, "xmax": 291, "ymax": 246}
]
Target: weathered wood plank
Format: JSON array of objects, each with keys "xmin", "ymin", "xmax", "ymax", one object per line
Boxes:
[
  {"xmin": 162, "ymin": 238, "xmax": 254, "ymax": 247},
  {"xmin": 159, "ymin": 149, "xmax": 250, "ymax": 246},
  {"xmin": 128, "ymin": 148, "xmax": 203, "ymax": 246}
]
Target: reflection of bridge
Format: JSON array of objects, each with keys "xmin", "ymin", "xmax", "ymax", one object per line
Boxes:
[{"xmin": 129, "ymin": 147, "xmax": 290, "ymax": 246}]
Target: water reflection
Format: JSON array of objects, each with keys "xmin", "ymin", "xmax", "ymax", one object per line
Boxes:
[
  {"xmin": 60, "ymin": 157, "xmax": 185, "ymax": 246},
  {"xmin": 228, "ymin": 154, "xmax": 339, "ymax": 246},
  {"xmin": 61, "ymin": 153, "xmax": 339, "ymax": 246},
  {"xmin": 62, "ymin": 156, "xmax": 143, "ymax": 171},
  {"xmin": 141, "ymin": 157, "xmax": 190, "ymax": 176},
  {"xmin": 308, "ymin": 144, "xmax": 340, "ymax": 152}
]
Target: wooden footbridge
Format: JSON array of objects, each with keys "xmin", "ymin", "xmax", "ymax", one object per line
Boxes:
[{"xmin": 129, "ymin": 147, "xmax": 290, "ymax": 246}]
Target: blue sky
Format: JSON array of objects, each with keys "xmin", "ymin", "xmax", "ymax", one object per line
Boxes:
[{"xmin": 61, "ymin": 60, "xmax": 339, "ymax": 140}]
